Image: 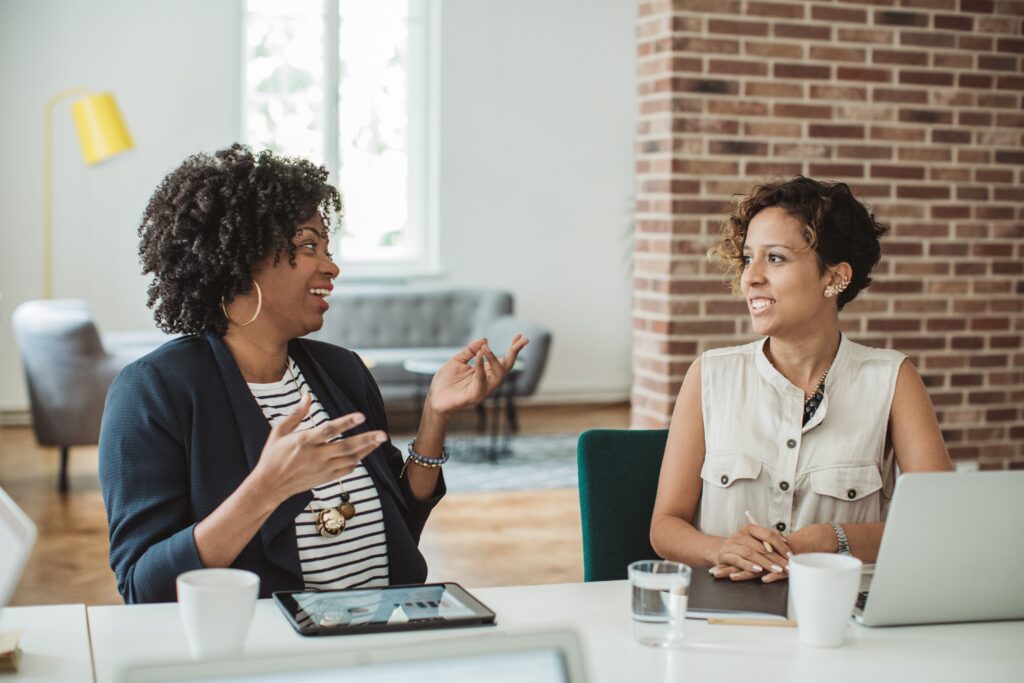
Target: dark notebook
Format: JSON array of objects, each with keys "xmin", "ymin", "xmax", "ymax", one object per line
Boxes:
[{"xmin": 687, "ymin": 569, "xmax": 789, "ymax": 619}]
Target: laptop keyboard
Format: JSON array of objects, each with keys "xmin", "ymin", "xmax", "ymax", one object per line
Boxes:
[{"xmin": 856, "ymin": 591, "xmax": 869, "ymax": 611}]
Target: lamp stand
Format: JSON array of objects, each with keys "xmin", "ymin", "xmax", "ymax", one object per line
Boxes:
[{"xmin": 43, "ymin": 88, "xmax": 91, "ymax": 299}]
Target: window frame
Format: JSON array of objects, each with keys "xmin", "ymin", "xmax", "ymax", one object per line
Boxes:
[{"xmin": 240, "ymin": 0, "xmax": 442, "ymax": 279}]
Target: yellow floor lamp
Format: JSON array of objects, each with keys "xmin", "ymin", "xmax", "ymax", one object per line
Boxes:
[{"xmin": 43, "ymin": 90, "xmax": 133, "ymax": 298}]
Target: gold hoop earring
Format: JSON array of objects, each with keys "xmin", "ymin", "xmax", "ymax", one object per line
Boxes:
[{"xmin": 221, "ymin": 281, "xmax": 262, "ymax": 327}]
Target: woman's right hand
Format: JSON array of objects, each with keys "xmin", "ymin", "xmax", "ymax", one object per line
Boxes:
[
  {"xmin": 711, "ymin": 524, "xmax": 790, "ymax": 582},
  {"xmin": 249, "ymin": 393, "xmax": 387, "ymax": 503}
]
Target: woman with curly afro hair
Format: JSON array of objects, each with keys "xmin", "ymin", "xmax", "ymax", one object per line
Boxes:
[
  {"xmin": 649, "ymin": 176, "xmax": 951, "ymax": 585},
  {"xmin": 99, "ymin": 144, "xmax": 527, "ymax": 603}
]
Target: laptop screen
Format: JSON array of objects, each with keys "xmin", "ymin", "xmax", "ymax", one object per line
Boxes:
[
  {"xmin": 142, "ymin": 648, "xmax": 570, "ymax": 683},
  {"xmin": 0, "ymin": 487, "xmax": 37, "ymax": 607}
]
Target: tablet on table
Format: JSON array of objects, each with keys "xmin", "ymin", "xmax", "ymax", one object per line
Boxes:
[{"xmin": 273, "ymin": 582, "xmax": 496, "ymax": 637}]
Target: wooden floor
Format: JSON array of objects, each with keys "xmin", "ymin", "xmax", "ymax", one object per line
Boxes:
[{"xmin": 0, "ymin": 402, "xmax": 629, "ymax": 606}]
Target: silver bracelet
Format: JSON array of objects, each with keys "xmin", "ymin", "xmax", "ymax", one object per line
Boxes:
[{"xmin": 830, "ymin": 522, "xmax": 851, "ymax": 555}]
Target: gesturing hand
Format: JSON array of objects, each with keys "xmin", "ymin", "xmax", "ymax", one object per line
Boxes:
[
  {"xmin": 712, "ymin": 523, "xmax": 791, "ymax": 583},
  {"xmin": 250, "ymin": 394, "xmax": 387, "ymax": 503},
  {"xmin": 426, "ymin": 336, "xmax": 530, "ymax": 416}
]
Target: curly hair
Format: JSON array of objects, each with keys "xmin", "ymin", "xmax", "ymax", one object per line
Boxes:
[
  {"xmin": 138, "ymin": 144, "xmax": 342, "ymax": 335},
  {"xmin": 709, "ymin": 176, "xmax": 890, "ymax": 311}
]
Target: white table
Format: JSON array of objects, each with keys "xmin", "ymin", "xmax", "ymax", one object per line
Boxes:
[
  {"xmin": 86, "ymin": 581, "xmax": 1024, "ymax": 682},
  {"xmin": 0, "ymin": 604, "xmax": 93, "ymax": 682}
]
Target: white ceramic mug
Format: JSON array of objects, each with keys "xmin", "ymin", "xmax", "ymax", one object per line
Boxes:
[
  {"xmin": 176, "ymin": 568, "xmax": 260, "ymax": 659},
  {"xmin": 789, "ymin": 553, "xmax": 862, "ymax": 648}
]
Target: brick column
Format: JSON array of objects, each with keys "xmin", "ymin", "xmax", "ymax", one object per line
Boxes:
[{"xmin": 631, "ymin": 0, "xmax": 1023, "ymax": 468}]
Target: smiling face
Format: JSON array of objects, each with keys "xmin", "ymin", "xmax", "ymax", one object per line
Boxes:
[
  {"xmin": 740, "ymin": 206, "xmax": 839, "ymax": 338},
  {"xmin": 252, "ymin": 213, "xmax": 340, "ymax": 340}
]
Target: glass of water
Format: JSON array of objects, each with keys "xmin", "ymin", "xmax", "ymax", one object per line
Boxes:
[{"xmin": 628, "ymin": 560, "xmax": 692, "ymax": 647}]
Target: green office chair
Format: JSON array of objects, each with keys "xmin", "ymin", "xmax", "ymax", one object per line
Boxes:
[{"xmin": 577, "ymin": 429, "xmax": 668, "ymax": 582}]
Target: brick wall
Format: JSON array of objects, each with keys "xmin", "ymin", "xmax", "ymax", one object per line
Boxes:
[{"xmin": 631, "ymin": 0, "xmax": 1024, "ymax": 468}]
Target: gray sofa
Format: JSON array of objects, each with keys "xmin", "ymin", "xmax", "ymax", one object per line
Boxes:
[
  {"xmin": 307, "ymin": 286, "xmax": 514, "ymax": 403},
  {"xmin": 12, "ymin": 299, "xmax": 171, "ymax": 491}
]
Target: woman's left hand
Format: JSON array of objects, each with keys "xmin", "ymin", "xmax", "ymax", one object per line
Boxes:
[
  {"xmin": 715, "ymin": 523, "xmax": 837, "ymax": 583},
  {"xmin": 711, "ymin": 523, "xmax": 790, "ymax": 583},
  {"xmin": 426, "ymin": 336, "xmax": 529, "ymax": 416}
]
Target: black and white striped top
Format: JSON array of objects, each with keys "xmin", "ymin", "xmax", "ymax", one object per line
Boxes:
[{"xmin": 248, "ymin": 357, "xmax": 390, "ymax": 590}]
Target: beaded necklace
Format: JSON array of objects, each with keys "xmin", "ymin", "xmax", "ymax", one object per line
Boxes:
[{"xmin": 284, "ymin": 362, "xmax": 356, "ymax": 537}]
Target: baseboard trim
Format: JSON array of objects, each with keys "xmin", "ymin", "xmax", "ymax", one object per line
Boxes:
[
  {"xmin": 0, "ymin": 410, "xmax": 31, "ymax": 427},
  {"xmin": 517, "ymin": 390, "xmax": 630, "ymax": 406},
  {"xmin": 0, "ymin": 392, "xmax": 631, "ymax": 428}
]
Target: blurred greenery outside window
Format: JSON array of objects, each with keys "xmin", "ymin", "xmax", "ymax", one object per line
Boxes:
[{"xmin": 243, "ymin": 0, "xmax": 440, "ymax": 276}]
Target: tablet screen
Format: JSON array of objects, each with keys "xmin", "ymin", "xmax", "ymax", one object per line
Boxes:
[{"xmin": 274, "ymin": 582, "xmax": 496, "ymax": 635}]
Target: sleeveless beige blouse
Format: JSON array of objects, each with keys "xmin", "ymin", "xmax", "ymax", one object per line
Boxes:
[{"xmin": 695, "ymin": 335, "xmax": 905, "ymax": 539}]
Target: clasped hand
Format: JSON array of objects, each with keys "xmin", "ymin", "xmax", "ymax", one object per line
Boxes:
[
  {"xmin": 425, "ymin": 336, "xmax": 529, "ymax": 416},
  {"xmin": 712, "ymin": 523, "xmax": 791, "ymax": 583}
]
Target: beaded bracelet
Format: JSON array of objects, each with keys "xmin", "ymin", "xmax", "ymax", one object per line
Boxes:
[{"xmin": 402, "ymin": 439, "xmax": 449, "ymax": 476}]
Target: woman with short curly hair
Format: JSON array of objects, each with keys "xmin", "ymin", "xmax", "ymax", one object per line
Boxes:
[
  {"xmin": 651, "ymin": 176, "xmax": 952, "ymax": 583},
  {"xmin": 100, "ymin": 145, "xmax": 527, "ymax": 603}
]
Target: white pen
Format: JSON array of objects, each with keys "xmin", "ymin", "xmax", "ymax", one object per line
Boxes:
[
  {"xmin": 708, "ymin": 617, "xmax": 797, "ymax": 628},
  {"xmin": 744, "ymin": 510, "xmax": 776, "ymax": 556}
]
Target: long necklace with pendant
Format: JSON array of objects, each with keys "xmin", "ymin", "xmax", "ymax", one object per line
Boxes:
[
  {"xmin": 314, "ymin": 492, "xmax": 355, "ymax": 537},
  {"xmin": 285, "ymin": 361, "xmax": 357, "ymax": 538}
]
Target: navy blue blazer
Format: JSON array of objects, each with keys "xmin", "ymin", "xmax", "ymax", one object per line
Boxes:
[{"xmin": 99, "ymin": 332, "xmax": 445, "ymax": 604}]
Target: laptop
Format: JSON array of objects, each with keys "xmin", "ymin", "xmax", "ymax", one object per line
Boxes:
[
  {"xmin": 118, "ymin": 629, "xmax": 587, "ymax": 683},
  {"xmin": 0, "ymin": 486, "xmax": 37, "ymax": 608},
  {"xmin": 854, "ymin": 471, "xmax": 1024, "ymax": 627}
]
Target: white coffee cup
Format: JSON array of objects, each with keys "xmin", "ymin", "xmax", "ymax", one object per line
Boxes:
[
  {"xmin": 176, "ymin": 568, "xmax": 260, "ymax": 659},
  {"xmin": 789, "ymin": 553, "xmax": 862, "ymax": 648}
]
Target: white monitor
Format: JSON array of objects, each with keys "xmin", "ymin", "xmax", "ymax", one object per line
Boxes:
[
  {"xmin": 0, "ymin": 486, "xmax": 37, "ymax": 608},
  {"xmin": 118, "ymin": 629, "xmax": 587, "ymax": 683}
]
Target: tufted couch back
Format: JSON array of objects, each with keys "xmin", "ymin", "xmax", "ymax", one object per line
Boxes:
[
  {"xmin": 312, "ymin": 286, "xmax": 513, "ymax": 350},
  {"xmin": 12, "ymin": 299, "xmax": 172, "ymax": 490}
]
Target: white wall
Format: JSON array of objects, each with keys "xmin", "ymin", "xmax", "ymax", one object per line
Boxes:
[
  {"xmin": 0, "ymin": 0, "xmax": 243, "ymax": 412},
  {"xmin": 0, "ymin": 0, "xmax": 635, "ymax": 412}
]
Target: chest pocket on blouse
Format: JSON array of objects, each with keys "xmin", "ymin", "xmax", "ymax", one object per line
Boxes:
[
  {"xmin": 701, "ymin": 453, "xmax": 763, "ymax": 489},
  {"xmin": 697, "ymin": 453, "xmax": 764, "ymax": 538},
  {"xmin": 809, "ymin": 464, "xmax": 883, "ymax": 502}
]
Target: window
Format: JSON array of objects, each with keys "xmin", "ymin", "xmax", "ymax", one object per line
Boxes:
[{"xmin": 243, "ymin": 0, "xmax": 440, "ymax": 276}]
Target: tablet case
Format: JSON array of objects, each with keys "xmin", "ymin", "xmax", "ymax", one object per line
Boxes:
[{"xmin": 687, "ymin": 569, "xmax": 789, "ymax": 619}]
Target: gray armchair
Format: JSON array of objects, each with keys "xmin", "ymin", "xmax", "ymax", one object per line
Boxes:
[
  {"xmin": 11, "ymin": 300, "xmax": 169, "ymax": 492},
  {"xmin": 308, "ymin": 286, "xmax": 514, "ymax": 403},
  {"xmin": 482, "ymin": 315, "xmax": 552, "ymax": 433}
]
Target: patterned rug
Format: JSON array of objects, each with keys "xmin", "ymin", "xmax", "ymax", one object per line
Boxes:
[{"xmin": 427, "ymin": 433, "xmax": 580, "ymax": 494}]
